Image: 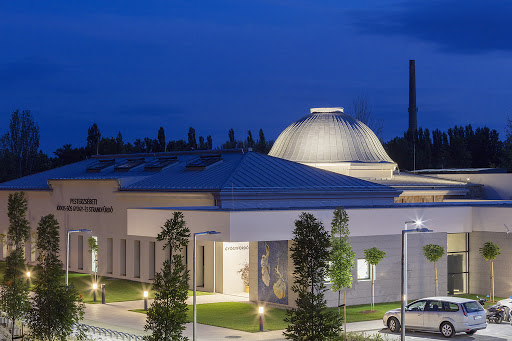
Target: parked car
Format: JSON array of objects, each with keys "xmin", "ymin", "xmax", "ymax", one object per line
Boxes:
[{"xmin": 383, "ymin": 297, "xmax": 487, "ymax": 338}]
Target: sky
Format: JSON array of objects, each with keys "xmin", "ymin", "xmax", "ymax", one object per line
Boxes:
[{"xmin": 1, "ymin": 0, "xmax": 511, "ymax": 153}]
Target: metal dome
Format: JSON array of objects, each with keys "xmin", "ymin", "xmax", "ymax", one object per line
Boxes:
[{"xmin": 269, "ymin": 108, "xmax": 395, "ymax": 164}]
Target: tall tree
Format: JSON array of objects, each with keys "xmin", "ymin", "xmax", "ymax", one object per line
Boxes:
[
  {"xmin": 206, "ymin": 136, "xmax": 213, "ymax": 150},
  {"xmin": 144, "ymin": 212, "xmax": 190, "ymax": 341},
  {"xmin": 479, "ymin": 242, "xmax": 501, "ymax": 302},
  {"xmin": 2, "ymin": 109, "xmax": 40, "ymax": 177},
  {"xmin": 28, "ymin": 214, "xmax": 85, "ymax": 341},
  {"xmin": 422, "ymin": 244, "xmax": 445, "ymax": 296},
  {"xmin": 188, "ymin": 127, "xmax": 197, "ymax": 150},
  {"xmin": 86, "ymin": 123, "xmax": 101, "ymax": 156},
  {"xmin": 246, "ymin": 130, "xmax": 255, "ymax": 148},
  {"xmin": 0, "ymin": 192, "xmax": 31, "ymax": 339},
  {"xmin": 158, "ymin": 127, "xmax": 166, "ymax": 152},
  {"xmin": 364, "ymin": 247, "xmax": 386, "ymax": 312},
  {"xmin": 328, "ymin": 207, "xmax": 355, "ymax": 339},
  {"xmin": 284, "ymin": 213, "xmax": 340, "ymax": 340}
]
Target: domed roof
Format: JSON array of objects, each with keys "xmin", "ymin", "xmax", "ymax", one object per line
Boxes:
[{"xmin": 269, "ymin": 108, "xmax": 395, "ymax": 164}]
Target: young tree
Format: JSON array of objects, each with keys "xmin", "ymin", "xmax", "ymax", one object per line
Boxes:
[
  {"xmin": 86, "ymin": 123, "xmax": 101, "ymax": 156},
  {"xmin": 328, "ymin": 207, "xmax": 355, "ymax": 339},
  {"xmin": 364, "ymin": 247, "xmax": 386, "ymax": 312},
  {"xmin": 0, "ymin": 192, "xmax": 31, "ymax": 339},
  {"xmin": 158, "ymin": 127, "xmax": 166, "ymax": 152},
  {"xmin": 284, "ymin": 213, "xmax": 340, "ymax": 341},
  {"xmin": 144, "ymin": 212, "xmax": 190, "ymax": 341},
  {"xmin": 422, "ymin": 244, "xmax": 445, "ymax": 296},
  {"xmin": 88, "ymin": 237, "xmax": 99, "ymax": 285},
  {"xmin": 479, "ymin": 242, "xmax": 501, "ymax": 302},
  {"xmin": 28, "ymin": 214, "xmax": 85, "ymax": 341}
]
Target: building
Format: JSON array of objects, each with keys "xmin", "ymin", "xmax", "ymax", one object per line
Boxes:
[{"xmin": 1, "ymin": 108, "xmax": 512, "ymax": 308}]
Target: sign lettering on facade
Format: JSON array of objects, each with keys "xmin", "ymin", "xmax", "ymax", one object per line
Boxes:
[{"xmin": 56, "ymin": 198, "xmax": 113, "ymax": 213}]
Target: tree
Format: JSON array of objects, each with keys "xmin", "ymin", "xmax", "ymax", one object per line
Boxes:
[
  {"xmin": 86, "ymin": 123, "xmax": 101, "ymax": 156},
  {"xmin": 188, "ymin": 127, "xmax": 197, "ymax": 150},
  {"xmin": 144, "ymin": 212, "xmax": 190, "ymax": 341},
  {"xmin": 2, "ymin": 109, "xmax": 40, "ymax": 177},
  {"xmin": 349, "ymin": 96, "xmax": 383, "ymax": 140},
  {"xmin": 328, "ymin": 207, "xmax": 355, "ymax": 339},
  {"xmin": 206, "ymin": 136, "xmax": 213, "ymax": 150},
  {"xmin": 246, "ymin": 130, "xmax": 255, "ymax": 148},
  {"xmin": 0, "ymin": 192, "xmax": 31, "ymax": 339},
  {"xmin": 88, "ymin": 237, "xmax": 99, "ymax": 285},
  {"xmin": 284, "ymin": 213, "xmax": 340, "ymax": 340},
  {"xmin": 422, "ymin": 244, "xmax": 445, "ymax": 296},
  {"xmin": 158, "ymin": 127, "xmax": 166, "ymax": 152},
  {"xmin": 364, "ymin": 247, "xmax": 386, "ymax": 312},
  {"xmin": 479, "ymin": 241, "xmax": 501, "ymax": 302},
  {"xmin": 28, "ymin": 214, "xmax": 85, "ymax": 341}
]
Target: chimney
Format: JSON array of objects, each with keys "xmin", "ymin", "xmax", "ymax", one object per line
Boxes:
[{"xmin": 408, "ymin": 60, "xmax": 417, "ymax": 132}]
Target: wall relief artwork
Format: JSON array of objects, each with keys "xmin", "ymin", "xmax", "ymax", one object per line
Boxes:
[{"xmin": 258, "ymin": 240, "xmax": 288, "ymax": 305}]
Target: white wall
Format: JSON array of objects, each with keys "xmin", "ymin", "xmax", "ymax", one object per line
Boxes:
[
  {"xmin": 222, "ymin": 242, "xmax": 249, "ymax": 294},
  {"xmin": 432, "ymin": 173, "xmax": 512, "ymax": 200}
]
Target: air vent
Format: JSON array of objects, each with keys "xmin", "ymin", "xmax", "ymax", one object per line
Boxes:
[
  {"xmin": 86, "ymin": 159, "xmax": 115, "ymax": 173},
  {"xmin": 144, "ymin": 157, "xmax": 178, "ymax": 171},
  {"xmin": 186, "ymin": 154, "xmax": 222, "ymax": 170},
  {"xmin": 114, "ymin": 158, "xmax": 145, "ymax": 172}
]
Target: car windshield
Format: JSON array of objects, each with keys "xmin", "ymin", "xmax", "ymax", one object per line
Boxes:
[{"xmin": 463, "ymin": 301, "xmax": 484, "ymax": 313}]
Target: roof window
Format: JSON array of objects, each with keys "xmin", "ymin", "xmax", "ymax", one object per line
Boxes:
[
  {"xmin": 186, "ymin": 154, "xmax": 222, "ymax": 170},
  {"xmin": 86, "ymin": 159, "xmax": 115, "ymax": 173},
  {"xmin": 144, "ymin": 157, "xmax": 178, "ymax": 171},
  {"xmin": 114, "ymin": 158, "xmax": 145, "ymax": 172}
]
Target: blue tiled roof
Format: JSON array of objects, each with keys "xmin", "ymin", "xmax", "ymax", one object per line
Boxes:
[{"xmin": 0, "ymin": 150, "xmax": 398, "ymax": 194}]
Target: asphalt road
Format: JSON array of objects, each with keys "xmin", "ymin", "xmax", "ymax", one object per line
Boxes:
[{"xmin": 380, "ymin": 322, "xmax": 512, "ymax": 340}]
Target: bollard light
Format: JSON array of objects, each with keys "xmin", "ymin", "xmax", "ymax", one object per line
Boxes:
[
  {"xmin": 101, "ymin": 284, "xmax": 106, "ymax": 304},
  {"xmin": 144, "ymin": 291, "xmax": 149, "ymax": 311},
  {"xmin": 258, "ymin": 306, "xmax": 264, "ymax": 332},
  {"xmin": 26, "ymin": 271, "xmax": 31, "ymax": 278},
  {"xmin": 92, "ymin": 283, "xmax": 97, "ymax": 302}
]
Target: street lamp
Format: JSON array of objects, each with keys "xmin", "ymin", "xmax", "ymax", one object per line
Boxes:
[
  {"xmin": 258, "ymin": 306, "xmax": 264, "ymax": 332},
  {"xmin": 26, "ymin": 271, "xmax": 31, "ymax": 285},
  {"xmin": 193, "ymin": 230, "xmax": 220, "ymax": 341},
  {"xmin": 401, "ymin": 220, "xmax": 432, "ymax": 341},
  {"xmin": 92, "ymin": 283, "xmax": 98, "ymax": 302},
  {"xmin": 143, "ymin": 290, "xmax": 149, "ymax": 311},
  {"xmin": 66, "ymin": 229, "xmax": 92, "ymax": 286}
]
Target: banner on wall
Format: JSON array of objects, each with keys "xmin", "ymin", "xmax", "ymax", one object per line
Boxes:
[{"xmin": 258, "ymin": 240, "xmax": 288, "ymax": 305}]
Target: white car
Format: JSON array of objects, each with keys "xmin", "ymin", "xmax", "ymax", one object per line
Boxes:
[{"xmin": 383, "ymin": 297, "xmax": 487, "ymax": 338}]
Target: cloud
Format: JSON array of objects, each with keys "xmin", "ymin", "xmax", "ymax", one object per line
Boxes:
[{"xmin": 351, "ymin": 0, "xmax": 512, "ymax": 54}]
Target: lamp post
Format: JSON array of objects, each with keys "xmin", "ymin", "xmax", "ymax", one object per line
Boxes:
[
  {"xmin": 66, "ymin": 229, "xmax": 92, "ymax": 286},
  {"xmin": 193, "ymin": 230, "xmax": 220, "ymax": 341},
  {"xmin": 143, "ymin": 290, "xmax": 149, "ymax": 311},
  {"xmin": 401, "ymin": 221, "xmax": 432, "ymax": 341},
  {"xmin": 92, "ymin": 283, "xmax": 97, "ymax": 302},
  {"xmin": 258, "ymin": 306, "xmax": 264, "ymax": 332},
  {"xmin": 26, "ymin": 271, "xmax": 31, "ymax": 285}
]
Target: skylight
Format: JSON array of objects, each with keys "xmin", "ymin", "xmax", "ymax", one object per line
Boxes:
[
  {"xmin": 185, "ymin": 154, "xmax": 222, "ymax": 170},
  {"xmin": 114, "ymin": 158, "xmax": 145, "ymax": 172},
  {"xmin": 144, "ymin": 157, "xmax": 178, "ymax": 171},
  {"xmin": 86, "ymin": 159, "xmax": 115, "ymax": 173}
]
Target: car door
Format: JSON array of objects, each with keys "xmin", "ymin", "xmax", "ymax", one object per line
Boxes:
[
  {"xmin": 423, "ymin": 300, "xmax": 443, "ymax": 330},
  {"xmin": 405, "ymin": 300, "xmax": 426, "ymax": 329}
]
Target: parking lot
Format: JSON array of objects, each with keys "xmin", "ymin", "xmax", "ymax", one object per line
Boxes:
[{"xmin": 380, "ymin": 322, "xmax": 512, "ymax": 340}]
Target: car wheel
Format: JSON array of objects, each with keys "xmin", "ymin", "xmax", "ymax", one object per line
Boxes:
[
  {"xmin": 466, "ymin": 331, "xmax": 476, "ymax": 335},
  {"xmin": 440, "ymin": 322, "xmax": 455, "ymax": 338},
  {"xmin": 388, "ymin": 317, "xmax": 400, "ymax": 333}
]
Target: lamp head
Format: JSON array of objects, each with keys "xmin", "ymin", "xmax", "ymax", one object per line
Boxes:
[
  {"xmin": 414, "ymin": 219, "xmax": 423, "ymax": 227},
  {"xmin": 92, "ymin": 283, "xmax": 98, "ymax": 290},
  {"xmin": 207, "ymin": 230, "xmax": 220, "ymax": 235},
  {"xmin": 143, "ymin": 290, "xmax": 149, "ymax": 298},
  {"xmin": 26, "ymin": 271, "xmax": 30, "ymax": 277},
  {"xmin": 258, "ymin": 306, "xmax": 264, "ymax": 314}
]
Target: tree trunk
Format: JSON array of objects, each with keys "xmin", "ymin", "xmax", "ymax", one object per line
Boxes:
[
  {"xmin": 371, "ymin": 265, "xmax": 375, "ymax": 311},
  {"xmin": 344, "ymin": 290, "xmax": 347, "ymax": 341},
  {"xmin": 434, "ymin": 263, "xmax": 438, "ymax": 296},
  {"xmin": 491, "ymin": 260, "xmax": 495, "ymax": 303}
]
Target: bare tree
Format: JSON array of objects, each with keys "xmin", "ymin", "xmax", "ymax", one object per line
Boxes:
[{"xmin": 348, "ymin": 96, "xmax": 383, "ymax": 140}]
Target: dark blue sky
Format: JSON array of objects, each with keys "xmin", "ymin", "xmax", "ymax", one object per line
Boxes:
[{"xmin": 1, "ymin": 0, "xmax": 511, "ymax": 153}]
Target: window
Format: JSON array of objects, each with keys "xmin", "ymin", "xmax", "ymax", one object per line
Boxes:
[
  {"xmin": 107, "ymin": 238, "xmax": 113, "ymax": 274},
  {"xmin": 407, "ymin": 300, "xmax": 426, "ymax": 311},
  {"xmin": 447, "ymin": 233, "xmax": 469, "ymax": 294},
  {"xmin": 442, "ymin": 301, "xmax": 459, "ymax": 312},
  {"xmin": 134, "ymin": 240, "xmax": 141, "ymax": 278},
  {"xmin": 86, "ymin": 159, "xmax": 115, "ymax": 173},
  {"xmin": 114, "ymin": 158, "xmax": 145, "ymax": 172},
  {"xmin": 144, "ymin": 157, "xmax": 178, "ymax": 171},
  {"xmin": 78, "ymin": 235, "xmax": 83, "ymax": 270},
  {"xmin": 185, "ymin": 154, "xmax": 222, "ymax": 170},
  {"xmin": 120, "ymin": 239, "xmax": 126, "ymax": 276},
  {"xmin": 149, "ymin": 241, "xmax": 155, "ymax": 280},
  {"xmin": 426, "ymin": 300, "xmax": 442, "ymax": 311},
  {"xmin": 357, "ymin": 259, "xmax": 371, "ymax": 280}
]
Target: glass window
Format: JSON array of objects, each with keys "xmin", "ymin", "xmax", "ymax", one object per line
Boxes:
[
  {"xmin": 447, "ymin": 233, "xmax": 468, "ymax": 252},
  {"xmin": 442, "ymin": 302, "xmax": 459, "ymax": 312},
  {"xmin": 464, "ymin": 302, "xmax": 484, "ymax": 313},
  {"xmin": 357, "ymin": 259, "xmax": 371, "ymax": 280},
  {"xmin": 407, "ymin": 300, "xmax": 426, "ymax": 311},
  {"xmin": 426, "ymin": 300, "xmax": 442, "ymax": 311}
]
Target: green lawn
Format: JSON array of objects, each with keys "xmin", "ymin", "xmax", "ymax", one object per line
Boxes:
[
  {"xmin": 132, "ymin": 301, "xmax": 405, "ymax": 332},
  {"xmin": 64, "ymin": 273, "xmax": 211, "ymax": 304}
]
